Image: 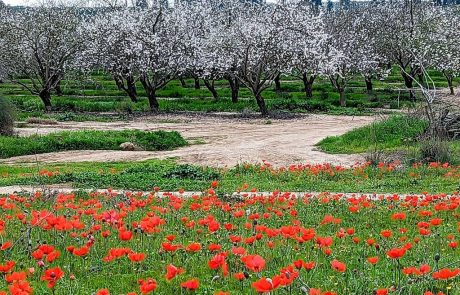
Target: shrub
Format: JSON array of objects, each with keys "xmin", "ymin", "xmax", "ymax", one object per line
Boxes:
[
  {"xmin": 419, "ymin": 139, "xmax": 451, "ymax": 163},
  {"xmin": 0, "ymin": 96, "xmax": 15, "ymax": 136},
  {"xmin": 0, "ymin": 130, "xmax": 188, "ymax": 158}
]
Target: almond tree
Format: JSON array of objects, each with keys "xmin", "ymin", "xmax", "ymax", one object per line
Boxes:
[
  {"xmin": 135, "ymin": 6, "xmax": 186, "ymax": 112},
  {"xmin": 0, "ymin": 3, "xmax": 85, "ymax": 111},
  {"xmin": 216, "ymin": 3, "xmax": 289, "ymax": 116},
  {"xmin": 324, "ymin": 8, "xmax": 379, "ymax": 107},
  {"xmin": 374, "ymin": 2, "xmax": 442, "ymax": 100},
  {"xmin": 283, "ymin": 4, "xmax": 332, "ymax": 99},
  {"xmin": 82, "ymin": 9, "xmax": 143, "ymax": 103},
  {"xmin": 430, "ymin": 7, "xmax": 460, "ymax": 95}
]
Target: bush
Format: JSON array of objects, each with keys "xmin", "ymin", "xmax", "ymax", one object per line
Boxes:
[
  {"xmin": 0, "ymin": 130, "xmax": 188, "ymax": 158},
  {"xmin": 0, "ymin": 96, "xmax": 15, "ymax": 136},
  {"xmin": 419, "ymin": 139, "xmax": 451, "ymax": 163},
  {"xmin": 317, "ymin": 115, "xmax": 429, "ymax": 154}
]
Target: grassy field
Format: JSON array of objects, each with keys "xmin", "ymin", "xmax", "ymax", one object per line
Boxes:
[
  {"xmin": 1, "ymin": 68, "xmax": 458, "ymax": 120},
  {"xmin": 317, "ymin": 116, "xmax": 460, "ymax": 164},
  {"xmin": 0, "ymin": 187, "xmax": 458, "ymax": 294},
  {"xmin": 0, "ymin": 130, "xmax": 187, "ymax": 158},
  {"xmin": 1, "ymin": 159, "xmax": 459, "ymax": 194}
]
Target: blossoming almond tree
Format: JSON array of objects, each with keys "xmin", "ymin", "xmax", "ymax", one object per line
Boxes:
[
  {"xmin": 82, "ymin": 8, "xmax": 143, "ymax": 103},
  {"xmin": 215, "ymin": 3, "xmax": 290, "ymax": 116},
  {"xmin": 0, "ymin": 3, "xmax": 86, "ymax": 111}
]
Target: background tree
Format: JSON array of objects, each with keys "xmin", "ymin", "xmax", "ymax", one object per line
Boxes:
[
  {"xmin": 0, "ymin": 3, "xmax": 85, "ymax": 111},
  {"xmin": 82, "ymin": 9, "xmax": 142, "ymax": 103},
  {"xmin": 217, "ymin": 3, "xmax": 289, "ymax": 115},
  {"xmin": 430, "ymin": 7, "xmax": 460, "ymax": 95}
]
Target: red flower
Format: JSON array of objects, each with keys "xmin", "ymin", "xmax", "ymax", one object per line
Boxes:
[
  {"xmin": 138, "ymin": 278, "xmax": 157, "ymax": 294},
  {"xmin": 252, "ymin": 277, "xmax": 281, "ymax": 293},
  {"xmin": 41, "ymin": 266, "xmax": 64, "ymax": 288},
  {"xmin": 241, "ymin": 255, "xmax": 266, "ymax": 272},
  {"xmin": 387, "ymin": 248, "xmax": 406, "ymax": 259},
  {"xmin": 128, "ymin": 252, "xmax": 146, "ymax": 263},
  {"xmin": 367, "ymin": 256, "xmax": 379, "ymax": 265},
  {"xmin": 331, "ymin": 259, "xmax": 346, "ymax": 272},
  {"xmin": 165, "ymin": 264, "xmax": 185, "ymax": 281},
  {"xmin": 186, "ymin": 242, "xmax": 201, "ymax": 252},
  {"xmin": 376, "ymin": 289, "xmax": 388, "ymax": 295},
  {"xmin": 119, "ymin": 230, "xmax": 133, "ymax": 241},
  {"xmin": 0, "ymin": 261, "xmax": 15, "ymax": 273},
  {"xmin": 72, "ymin": 246, "xmax": 89, "ymax": 257},
  {"xmin": 181, "ymin": 278, "xmax": 199, "ymax": 291},
  {"xmin": 96, "ymin": 289, "xmax": 110, "ymax": 295},
  {"xmin": 432, "ymin": 268, "xmax": 460, "ymax": 280},
  {"xmin": 9, "ymin": 281, "xmax": 33, "ymax": 295}
]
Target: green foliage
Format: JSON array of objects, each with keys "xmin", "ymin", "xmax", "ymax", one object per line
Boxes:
[
  {"xmin": 0, "ymin": 96, "xmax": 15, "ymax": 136},
  {"xmin": 317, "ymin": 115, "xmax": 429, "ymax": 154},
  {"xmin": 0, "ymin": 130, "xmax": 187, "ymax": 158},
  {"xmin": 163, "ymin": 164, "xmax": 220, "ymax": 181},
  {"xmin": 0, "ymin": 159, "xmax": 458, "ymax": 193}
]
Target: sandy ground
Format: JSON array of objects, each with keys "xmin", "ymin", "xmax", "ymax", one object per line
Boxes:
[{"xmin": 3, "ymin": 113, "xmax": 377, "ymax": 167}]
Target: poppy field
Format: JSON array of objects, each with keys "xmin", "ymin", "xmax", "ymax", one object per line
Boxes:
[{"xmin": 0, "ymin": 181, "xmax": 459, "ymax": 295}]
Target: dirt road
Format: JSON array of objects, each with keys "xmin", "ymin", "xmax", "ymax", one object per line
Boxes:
[{"xmin": 4, "ymin": 113, "xmax": 376, "ymax": 167}]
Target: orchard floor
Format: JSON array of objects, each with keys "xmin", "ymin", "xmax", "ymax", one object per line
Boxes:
[{"xmin": 3, "ymin": 113, "xmax": 376, "ymax": 167}]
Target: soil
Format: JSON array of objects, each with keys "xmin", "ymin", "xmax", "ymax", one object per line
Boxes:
[{"xmin": 3, "ymin": 113, "xmax": 376, "ymax": 167}]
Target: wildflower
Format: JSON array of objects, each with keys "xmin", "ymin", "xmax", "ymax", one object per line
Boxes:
[
  {"xmin": 41, "ymin": 266, "xmax": 64, "ymax": 288},
  {"xmin": 331, "ymin": 259, "xmax": 346, "ymax": 272},
  {"xmin": 181, "ymin": 278, "xmax": 199, "ymax": 291}
]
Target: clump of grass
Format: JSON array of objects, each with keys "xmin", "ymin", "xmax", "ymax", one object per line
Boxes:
[
  {"xmin": 0, "ymin": 130, "xmax": 187, "ymax": 158},
  {"xmin": 317, "ymin": 115, "xmax": 429, "ymax": 154},
  {"xmin": 26, "ymin": 117, "xmax": 58, "ymax": 125},
  {"xmin": 0, "ymin": 96, "xmax": 15, "ymax": 136}
]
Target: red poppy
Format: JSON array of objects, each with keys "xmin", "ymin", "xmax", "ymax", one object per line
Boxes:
[
  {"xmin": 387, "ymin": 248, "xmax": 406, "ymax": 259},
  {"xmin": 252, "ymin": 277, "xmax": 281, "ymax": 293},
  {"xmin": 331, "ymin": 259, "xmax": 346, "ymax": 272},
  {"xmin": 41, "ymin": 266, "xmax": 64, "ymax": 288},
  {"xmin": 241, "ymin": 255, "xmax": 266, "ymax": 272},
  {"xmin": 432, "ymin": 268, "xmax": 460, "ymax": 280},
  {"xmin": 128, "ymin": 252, "xmax": 146, "ymax": 263},
  {"xmin": 181, "ymin": 278, "xmax": 199, "ymax": 291},
  {"xmin": 138, "ymin": 278, "xmax": 157, "ymax": 294},
  {"xmin": 165, "ymin": 264, "xmax": 185, "ymax": 280},
  {"xmin": 367, "ymin": 257, "xmax": 379, "ymax": 265}
]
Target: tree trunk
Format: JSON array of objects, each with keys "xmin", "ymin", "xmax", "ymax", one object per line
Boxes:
[
  {"xmin": 365, "ymin": 77, "xmax": 373, "ymax": 93},
  {"xmin": 194, "ymin": 77, "xmax": 200, "ymax": 90},
  {"xmin": 227, "ymin": 77, "xmax": 240, "ymax": 103},
  {"xmin": 39, "ymin": 89, "xmax": 52, "ymax": 111},
  {"xmin": 147, "ymin": 90, "xmax": 159, "ymax": 113},
  {"xmin": 140, "ymin": 76, "xmax": 159, "ymax": 112},
  {"xmin": 302, "ymin": 73, "xmax": 315, "ymax": 99},
  {"xmin": 55, "ymin": 81, "xmax": 63, "ymax": 96},
  {"xmin": 114, "ymin": 76, "xmax": 124, "ymax": 91},
  {"xmin": 274, "ymin": 74, "xmax": 281, "ymax": 93},
  {"xmin": 445, "ymin": 74, "xmax": 454, "ymax": 95},
  {"xmin": 180, "ymin": 77, "xmax": 187, "ymax": 88},
  {"xmin": 255, "ymin": 93, "xmax": 269, "ymax": 116},
  {"xmin": 339, "ymin": 89, "xmax": 346, "ymax": 107},
  {"xmin": 401, "ymin": 71, "xmax": 415, "ymax": 100},
  {"xmin": 126, "ymin": 76, "xmax": 138, "ymax": 103},
  {"xmin": 204, "ymin": 79, "xmax": 218, "ymax": 100}
]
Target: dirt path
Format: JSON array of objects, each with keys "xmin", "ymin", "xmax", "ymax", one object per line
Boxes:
[{"xmin": 3, "ymin": 113, "xmax": 376, "ymax": 167}]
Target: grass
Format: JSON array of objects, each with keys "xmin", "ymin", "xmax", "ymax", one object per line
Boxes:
[
  {"xmin": 2, "ymin": 66, "xmax": 458, "ymax": 120},
  {"xmin": 317, "ymin": 116, "xmax": 429, "ymax": 154},
  {"xmin": 0, "ymin": 130, "xmax": 187, "ymax": 158},
  {"xmin": 0, "ymin": 184, "xmax": 458, "ymax": 294},
  {"xmin": 1, "ymin": 159, "xmax": 459, "ymax": 194}
]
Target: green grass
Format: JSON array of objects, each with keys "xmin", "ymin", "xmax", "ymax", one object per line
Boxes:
[
  {"xmin": 0, "ymin": 130, "xmax": 187, "ymax": 158},
  {"xmin": 2, "ymin": 66, "xmax": 458, "ymax": 120},
  {"xmin": 1, "ymin": 159, "xmax": 459, "ymax": 194},
  {"xmin": 317, "ymin": 116, "xmax": 429, "ymax": 154}
]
